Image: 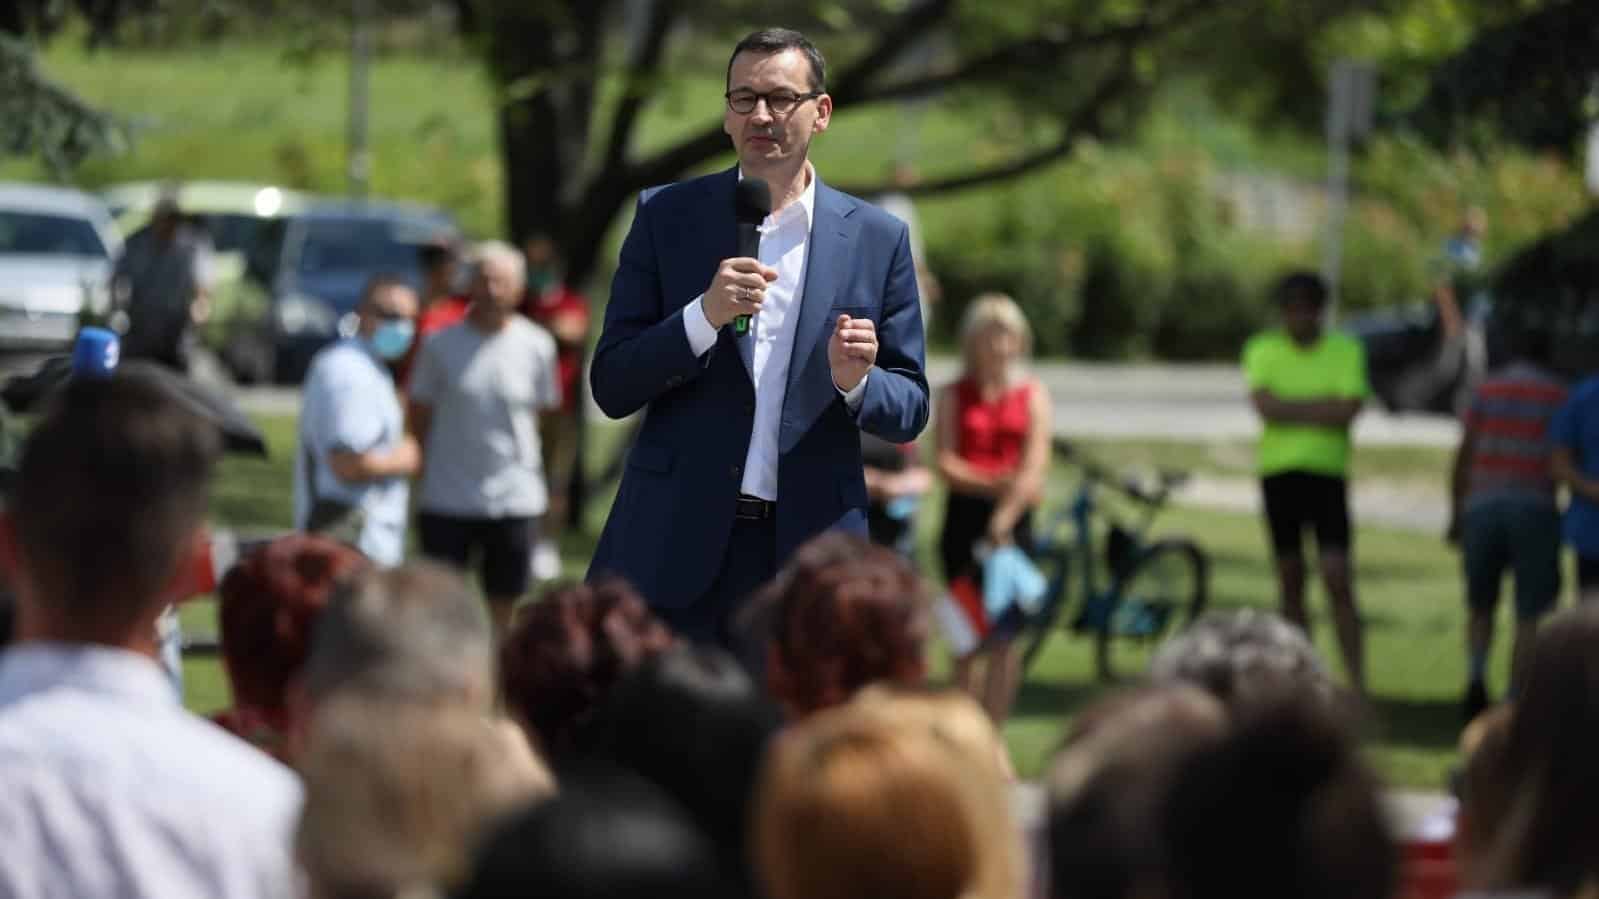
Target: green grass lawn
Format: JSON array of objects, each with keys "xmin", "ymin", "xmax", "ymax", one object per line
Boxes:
[{"xmin": 189, "ymin": 413, "xmax": 1496, "ymax": 791}]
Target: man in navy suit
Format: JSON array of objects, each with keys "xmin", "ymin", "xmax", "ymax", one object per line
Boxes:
[{"xmin": 588, "ymin": 27, "xmax": 929, "ymax": 645}]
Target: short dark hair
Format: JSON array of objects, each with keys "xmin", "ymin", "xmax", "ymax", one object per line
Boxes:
[
  {"xmin": 1160, "ymin": 698, "xmax": 1397, "ymax": 899},
  {"xmin": 587, "ymin": 646, "xmax": 781, "ymax": 891},
  {"xmin": 13, "ymin": 372, "xmax": 220, "ymax": 625},
  {"xmin": 727, "ymin": 28, "xmax": 826, "ymax": 93},
  {"xmin": 458, "ymin": 764, "xmax": 737, "ymax": 899},
  {"xmin": 1274, "ymin": 270, "xmax": 1329, "ymax": 309},
  {"xmin": 417, "ymin": 243, "xmax": 455, "ymax": 274}
]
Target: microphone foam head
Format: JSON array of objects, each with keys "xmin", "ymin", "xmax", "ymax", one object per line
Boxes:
[{"xmin": 735, "ymin": 177, "xmax": 772, "ymax": 224}]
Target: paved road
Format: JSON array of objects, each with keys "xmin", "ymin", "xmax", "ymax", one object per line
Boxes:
[{"xmin": 231, "ymin": 357, "xmax": 1461, "ymax": 449}]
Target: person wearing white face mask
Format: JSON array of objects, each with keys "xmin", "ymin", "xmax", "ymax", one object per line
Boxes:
[{"xmin": 294, "ymin": 275, "xmax": 422, "ymax": 566}]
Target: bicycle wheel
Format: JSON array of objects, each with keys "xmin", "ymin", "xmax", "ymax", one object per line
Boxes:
[
  {"xmin": 1019, "ymin": 543, "xmax": 1074, "ymax": 673},
  {"xmin": 1094, "ymin": 538, "xmax": 1208, "ymax": 682}
]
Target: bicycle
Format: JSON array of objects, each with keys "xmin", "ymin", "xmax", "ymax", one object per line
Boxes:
[{"xmin": 1019, "ymin": 437, "xmax": 1211, "ymax": 682}]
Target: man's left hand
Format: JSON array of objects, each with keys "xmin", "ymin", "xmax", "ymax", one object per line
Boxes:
[{"xmin": 829, "ymin": 314, "xmax": 876, "ymax": 392}]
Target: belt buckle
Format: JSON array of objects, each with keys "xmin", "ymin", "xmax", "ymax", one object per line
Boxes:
[{"xmin": 736, "ymin": 495, "xmax": 771, "ymax": 521}]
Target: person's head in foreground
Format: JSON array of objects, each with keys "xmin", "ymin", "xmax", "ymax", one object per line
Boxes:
[
  {"xmin": 1160, "ymin": 696, "xmax": 1396, "ymax": 899},
  {"xmin": 851, "ymin": 683, "xmax": 1016, "ymax": 782},
  {"xmin": 1148, "ymin": 608, "xmax": 1341, "ymax": 713},
  {"xmin": 296, "ymin": 693, "xmax": 555, "ymax": 899},
  {"xmin": 764, "ymin": 532, "xmax": 929, "ymax": 718},
  {"xmin": 1047, "ymin": 684, "xmax": 1229, "ymax": 899},
  {"xmin": 300, "ymin": 561, "xmax": 493, "ymax": 713},
  {"xmin": 586, "ymin": 644, "xmax": 781, "ymax": 895},
  {"xmin": 216, "ymin": 533, "xmax": 369, "ymax": 758},
  {"xmin": 0, "ymin": 372, "xmax": 220, "ymax": 651},
  {"xmin": 457, "ymin": 764, "xmax": 736, "ymax": 899},
  {"xmin": 960, "ymin": 292, "xmax": 1031, "ymax": 384},
  {"xmin": 755, "ymin": 704, "xmax": 1021, "ymax": 899},
  {"xmin": 1454, "ymin": 703, "xmax": 1514, "ymax": 887},
  {"xmin": 1474, "ymin": 602, "xmax": 1599, "ymax": 895},
  {"xmin": 499, "ymin": 578, "xmax": 676, "ymax": 759},
  {"xmin": 723, "ymin": 28, "xmax": 831, "ymax": 183},
  {"xmin": 1274, "ymin": 270, "xmax": 1328, "ymax": 347}
]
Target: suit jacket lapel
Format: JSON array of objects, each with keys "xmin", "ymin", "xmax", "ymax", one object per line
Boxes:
[{"xmin": 781, "ymin": 181, "xmax": 858, "ymax": 452}]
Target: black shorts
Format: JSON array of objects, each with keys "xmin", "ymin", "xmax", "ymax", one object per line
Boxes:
[
  {"xmin": 1261, "ymin": 472, "xmax": 1351, "ymax": 561},
  {"xmin": 417, "ymin": 512, "xmax": 535, "ymax": 602}
]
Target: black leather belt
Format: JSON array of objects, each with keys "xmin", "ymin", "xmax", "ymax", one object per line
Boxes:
[{"xmin": 735, "ymin": 494, "xmax": 776, "ymax": 520}]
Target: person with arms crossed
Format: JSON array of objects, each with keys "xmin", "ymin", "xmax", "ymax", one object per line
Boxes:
[
  {"xmin": 294, "ymin": 275, "xmax": 421, "ymax": 566},
  {"xmin": 1243, "ymin": 271, "xmax": 1370, "ymax": 693},
  {"xmin": 587, "ymin": 28, "xmax": 929, "ymax": 647},
  {"xmin": 409, "ymin": 241, "xmax": 561, "ymax": 637}
]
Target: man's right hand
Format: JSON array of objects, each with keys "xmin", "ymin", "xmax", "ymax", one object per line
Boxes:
[{"xmin": 702, "ymin": 258, "xmax": 778, "ymax": 329}]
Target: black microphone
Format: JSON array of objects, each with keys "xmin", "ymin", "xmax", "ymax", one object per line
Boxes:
[{"xmin": 733, "ymin": 177, "xmax": 771, "ymax": 336}]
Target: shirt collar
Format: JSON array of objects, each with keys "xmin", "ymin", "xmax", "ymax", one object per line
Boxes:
[
  {"xmin": 738, "ymin": 162, "xmax": 817, "ymax": 229},
  {"xmin": 0, "ymin": 643, "xmax": 179, "ymax": 707}
]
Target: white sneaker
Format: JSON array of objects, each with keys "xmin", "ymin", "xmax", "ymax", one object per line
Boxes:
[{"xmin": 532, "ymin": 540, "xmax": 562, "ymax": 581}]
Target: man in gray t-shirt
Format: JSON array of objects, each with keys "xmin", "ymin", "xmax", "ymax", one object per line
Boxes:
[
  {"xmin": 409, "ymin": 241, "xmax": 559, "ymax": 635},
  {"xmin": 112, "ymin": 198, "xmax": 215, "ymax": 373}
]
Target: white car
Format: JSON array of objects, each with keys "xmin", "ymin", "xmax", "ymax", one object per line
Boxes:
[{"xmin": 0, "ymin": 183, "xmax": 122, "ymax": 354}]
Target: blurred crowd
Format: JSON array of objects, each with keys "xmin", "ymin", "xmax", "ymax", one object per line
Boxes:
[{"xmin": 5, "ymin": 361, "xmax": 1599, "ymax": 899}]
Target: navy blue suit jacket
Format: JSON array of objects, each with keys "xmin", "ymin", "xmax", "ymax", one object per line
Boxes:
[{"xmin": 587, "ymin": 167, "xmax": 930, "ymax": 610}]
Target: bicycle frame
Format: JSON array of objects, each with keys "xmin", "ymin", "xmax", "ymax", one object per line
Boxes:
[{"xmin": 1035, "ymin": 463, "xmax": 1173, "ymax": 619}]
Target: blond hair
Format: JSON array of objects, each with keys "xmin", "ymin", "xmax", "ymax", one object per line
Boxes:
[
  {"xmin": 755, "ymin": 705, "xmax": 1022, "ymax": 899},
  {"xmin": 959, "ymin": 293, "xmax": 1032, "ymax": 363},
  {"xmin": 296, "ymin": 696, "xmax": 556, "ymax": 897},
  {"xmin": 850, "ymin": 684, "xmax": 1016, "ymax": 782}
]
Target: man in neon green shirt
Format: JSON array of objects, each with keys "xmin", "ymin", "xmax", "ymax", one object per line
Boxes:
[{"xmin": 1242, "ymin": 271, "xmax": 1370, "ymax": 692}]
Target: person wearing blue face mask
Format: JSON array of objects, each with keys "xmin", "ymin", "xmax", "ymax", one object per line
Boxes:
[{"xmin": 294, "ymin": 274, "xmax": 422, "ymax": 566}]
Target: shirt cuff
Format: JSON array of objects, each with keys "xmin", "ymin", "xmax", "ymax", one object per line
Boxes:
[
  {"xmin": 838, "ymin": 370, "xmax": 870, "ymax": 412},
  {"xmin": 682, "ymin": 295, "xmax": 719, "ymax": 357}
]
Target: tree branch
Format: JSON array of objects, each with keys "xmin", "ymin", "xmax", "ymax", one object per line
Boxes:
[
  {"xmin": 599, "ymin": 0, "xmax": 680, "ymax": 174},
  {"xmin": 827, "ymin": 0, "xmax": 957, "ymax": 102},
  {"xmin": 834, "ymin": 58, "xmax": 1136, "ymax": 199},
  {"xmin": 854, "ymin": 0, "xmax": 1222, "ymax": 106}
]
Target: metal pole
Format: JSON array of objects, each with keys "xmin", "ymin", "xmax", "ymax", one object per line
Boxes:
[
  {"xmin": 1322, "ymin": 61, "xmax": 1374, "ymax": 323},
  {"xmin": 347, "ymin": 0, "xmax": 372, "ymax": 200}
]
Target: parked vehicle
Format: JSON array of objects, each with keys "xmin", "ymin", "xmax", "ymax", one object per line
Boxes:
[
  {"xmin": 0, "ymin": 183, "xmax": 122, "ymax": 356},
  {"xmin": 225, "ymin": 199, "xmax": 460, "ymax": 383}
]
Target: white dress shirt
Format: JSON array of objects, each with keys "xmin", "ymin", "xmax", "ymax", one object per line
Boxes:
[
  {"xmin": 0, "ymin": 644, "xmax": 304, "ymax": 899},
  {"xmin": 683, "ymin": 165, "xmax": 867, "ymax": 501}
]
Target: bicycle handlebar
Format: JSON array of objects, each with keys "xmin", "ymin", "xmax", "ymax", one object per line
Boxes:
[{"xmin": 1051, "ymin": 437, "xmax": 1189, "ymax": 507}]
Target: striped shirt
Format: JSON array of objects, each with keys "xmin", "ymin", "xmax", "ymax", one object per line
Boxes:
[{"xmin": 1463, "ymin": 362, "xmax": 1568, "ymax": 510}]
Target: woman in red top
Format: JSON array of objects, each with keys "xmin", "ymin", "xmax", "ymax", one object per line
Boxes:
[{"xmin": 936, "ymin": 293, "xmax": 1052, "ymax": 723}]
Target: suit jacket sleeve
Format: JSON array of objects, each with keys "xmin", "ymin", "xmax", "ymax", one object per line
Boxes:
[
  {"xmin": 853, "ymin": 224, "xmax": 930, "ymax": 443},
  {"xmin": 589, "ymin": 193, "xmax": 709, "ymax": 419}
]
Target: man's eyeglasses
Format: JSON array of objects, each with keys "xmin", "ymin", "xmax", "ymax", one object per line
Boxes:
[{"xmin": 725, "ymin": 89, "xmax": 822, "ymax": 116}]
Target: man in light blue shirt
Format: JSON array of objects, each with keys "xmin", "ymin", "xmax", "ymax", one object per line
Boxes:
[{"xmin": 294, "ymin": 275, "xmax": 421, "ymax": 565}]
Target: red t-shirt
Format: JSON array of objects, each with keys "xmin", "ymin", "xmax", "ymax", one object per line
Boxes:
[
  {"xmin": 522, "ymin": 284, "xmax": 590, "ymax": 412},
  {"xmin": 954, "ymin": 379, "xmax": 1033, "ymax": 475},
  {"xmin": 397, "ymin": 295, "xmax": 471, "ymax": 390}
]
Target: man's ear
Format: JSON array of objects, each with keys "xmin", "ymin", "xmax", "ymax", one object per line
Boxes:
[
  {"xmin": 812, "ymin": 93, "xmax": 832, "ymax": 134},
  {"xmin": 162, "ymin": 527, "xmax": 213, "ymax": 603}
]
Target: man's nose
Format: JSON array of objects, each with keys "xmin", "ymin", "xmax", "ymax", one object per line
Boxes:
[{"xmin": 749, "ymin": 101, "xmax": 775, "ymax": 125}]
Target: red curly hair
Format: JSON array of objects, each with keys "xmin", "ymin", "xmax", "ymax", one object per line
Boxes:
[
  {"xmin": 767, "ymin": 533, "xmax": 929, "ymax": 717},
  {"xmin": 218, "ymin": 534, "xmax": 369, "ymax": 711},
  {"xmin": 499, "ymin": 578, "xmax": 676, "ymax": 755}
]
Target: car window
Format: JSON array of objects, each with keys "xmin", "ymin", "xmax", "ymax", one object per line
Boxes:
[
  {"xmin": 245, "ymin": 218, "xmax": 288, "ymax": 286},
  {"xmin": 0, "ymin": 211, "xmax": 108, "ymax": 258},
  {"xmin": 202, "ymin": 213, "xmax": 269, "ymax": 254},
  {"xmin": 295, "ymin": 218, "xmax": 430, "ymax": 281}
]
